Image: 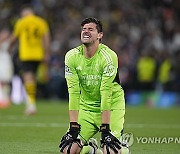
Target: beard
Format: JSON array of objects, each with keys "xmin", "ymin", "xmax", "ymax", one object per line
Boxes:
[
  {"xmin": 82, "ymin": 41, "xmax": 91, "ymax": 46},
  {"xmin": 81, "ymin": 38, "xmax": 99, "ymax": 47},
  {"xmin": 81, "ymin": 38, "xmax": 92, "ymax": 46}
]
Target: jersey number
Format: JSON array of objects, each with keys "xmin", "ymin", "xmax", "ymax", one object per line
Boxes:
[{"xmin": 25, "ymin": 26, "xmax": 41, "ymax": 45}]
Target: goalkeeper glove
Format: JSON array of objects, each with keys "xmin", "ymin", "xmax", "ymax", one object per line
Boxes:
[
  {"xmin": 100, "ymin": 124, "xmax": 121, "ymax": 154},
  {"xmin": 59, "ymin": 122, "xmax": 82, "ymax": 153}
]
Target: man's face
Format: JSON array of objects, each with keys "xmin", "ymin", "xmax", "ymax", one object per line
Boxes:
[{"xmin": 81, "ymin": 23, "xmax": 103, "ymax": 45}]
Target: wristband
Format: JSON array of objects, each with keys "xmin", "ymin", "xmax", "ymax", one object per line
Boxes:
[{"xmin": 100, "ymin": 124, "xmax": 110, "ymax": 132}]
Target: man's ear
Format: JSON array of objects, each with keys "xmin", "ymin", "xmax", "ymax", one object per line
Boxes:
[{"xmin": 98, "ymin": 32, "xmax": 103, "ymax": 40}]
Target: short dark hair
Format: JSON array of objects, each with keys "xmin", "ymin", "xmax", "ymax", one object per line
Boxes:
[
  {"xmin": 20, "ymin": 4, "xmax": 33, "ymax": 12},
  {"xmin": 81, "ymin": 17, "xmax": 103, "ymax": 33}
]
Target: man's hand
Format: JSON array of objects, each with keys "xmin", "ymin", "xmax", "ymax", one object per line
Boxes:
[
  {"xmin": 59, "ymin": 122, "xmax": 82, "ymax": 153},
  {"xmin": 100, "ymin": 124, "xmax": 121, "ymax": 154}
]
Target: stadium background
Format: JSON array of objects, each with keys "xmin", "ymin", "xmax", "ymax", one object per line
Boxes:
[
  {"xmin": 0, "ymin": 0, "xmax": 179, "ymax": 107},
  {"xmin": 0, "ymin": 0, "xmax": 180, "ymax": 153}
]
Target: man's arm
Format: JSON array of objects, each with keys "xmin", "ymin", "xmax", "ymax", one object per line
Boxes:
[
  {"xmin": 101, "ymin": 110, "xmax": 110, "ymax": 124},
  {"xmin": 59, "ymin": 50, "xmax": 82, "ymax": 153},
  {"xmin": 8, "ymin": 35, "xmax": 17, "ymax": 53},
  {"xmin": 100, "ymin": 52, "xmax": 122, "ymax": 153},
  {"xmin": 8, "ymin": 19, "xmax": 20, "ymax": 53},
  {"xmin": 65, "ymin": 51, "xmax": 80, "ymax": 122},
  {"xmin": 65, "ymin": 50, "xmax": 80, "ymax": 112},
  {"xmin": 69, "ymin": 110, "xmax": 79, "ymax": 122},
  {"xmin": 100, "ymin": 63, "xmax": 117, "ymax": 114},
  {"xmin": 42, "ymin": 32, "xmax": 50, "ymax": 62}
]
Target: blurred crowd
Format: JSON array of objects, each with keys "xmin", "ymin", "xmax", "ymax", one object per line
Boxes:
[{"xmin": 0, "ymin": 0, "xmax": 179, "ymax": 99}]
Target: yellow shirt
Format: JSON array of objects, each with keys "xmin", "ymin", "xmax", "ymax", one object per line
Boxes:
[
  {"xmin": 137, "ymin": 57, "xmax": 156, "ymax": 82},
  {"xmin": 158, "ymin": 59, "xmax": 171, "ymax": 83},
  {"xmin": 13, "ymin": 14, "xmax": 49, "ymax": 61}
]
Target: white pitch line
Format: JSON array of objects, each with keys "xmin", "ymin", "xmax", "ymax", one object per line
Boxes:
[
  {"xmin": 0, "ymin": 123, "xmax": 180, "ymax": 129},
  {"xmin": 0, "ymin": 123, "xmax": 68, "ymax": 128},
  {"xmin": 125, "ymin": 124, "xmax": 180, "ymax": 129},
  {"xmin": 1, "ymin": 115, "xmax": 66, "ymax": 119}
]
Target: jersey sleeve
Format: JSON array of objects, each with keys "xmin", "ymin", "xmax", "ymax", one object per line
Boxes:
[
  {"xmin": 100, "ymin": 51, "xmax": 118, "ymax": 111},
  {"xmin": 65, "ymin": 50, "xmax": 80, "ymax": 110}
]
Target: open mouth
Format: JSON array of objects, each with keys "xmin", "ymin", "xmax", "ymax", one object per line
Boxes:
[{"xmin": 83, "ymin": 33, "xmax": 91, "ymax": 39}]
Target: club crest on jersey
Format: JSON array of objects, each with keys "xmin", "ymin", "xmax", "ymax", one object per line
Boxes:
[
  {"xmin": 65, "ymin": 65, "xmax": 72, "ymax": 76},
  {"xmin": 103, "ymin": 64, "xmax": 115, "ymax": 77}
]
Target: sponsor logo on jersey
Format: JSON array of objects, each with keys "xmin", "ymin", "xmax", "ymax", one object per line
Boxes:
[{"xmin": 80, "ymin": 74, "xmax": 101, "ymax": 86}]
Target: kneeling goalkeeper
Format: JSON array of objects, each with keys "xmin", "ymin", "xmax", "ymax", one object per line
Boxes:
[{"xmin": 59, "ymin": 17, "xmax": 129, "ymax": 154}]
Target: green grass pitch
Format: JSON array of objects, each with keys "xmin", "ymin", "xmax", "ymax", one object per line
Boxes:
[{"xmin": 0, "ymin": 100, "xmax": 179, "ymax": 154}]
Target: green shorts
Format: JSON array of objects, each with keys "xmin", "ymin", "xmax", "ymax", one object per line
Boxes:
[{"xmin": 78, "ymin": 109, "xmax": 125, "ymax": 143}]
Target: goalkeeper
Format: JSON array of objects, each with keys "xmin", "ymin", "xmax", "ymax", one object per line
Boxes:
[{"xmin": 59, "ymin": 17, "xmax": 129, "ymax": 154}]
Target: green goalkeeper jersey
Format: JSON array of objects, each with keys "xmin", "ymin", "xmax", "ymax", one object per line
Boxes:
[{"xmin": 65, "ymin": 43, "xmax": 125, "ymax": 112}]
